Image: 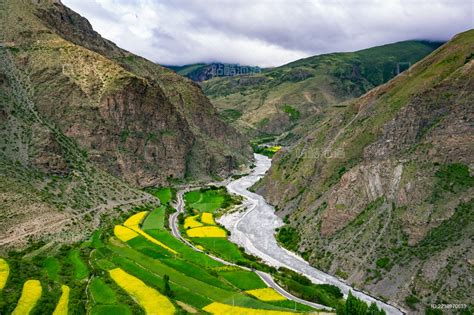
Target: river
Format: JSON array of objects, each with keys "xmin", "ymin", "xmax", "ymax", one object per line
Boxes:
[{"xmin": 219, "ymin": 153, "xmax": 404, "ymax": 315}]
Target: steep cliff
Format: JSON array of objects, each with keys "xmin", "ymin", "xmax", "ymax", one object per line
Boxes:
[
  {"xmin": 258, "ymin": 30, "xmax": 474, "ymax": 310},
  {"xmin": 0, "ymin": 0, "xmax": 251, "ymax": 247}
]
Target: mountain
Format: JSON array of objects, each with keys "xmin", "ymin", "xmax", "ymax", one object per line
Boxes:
[
  {"xmin": 255, "ymin": 30, "xmax": 474, "ymax": 311},
  {"xmin": 167, "ymin": 63, "xmax": 262, "ymax": 82},
  {"xmin": 202, "ymin": 40, "xmax": 443, "ymax": 138},
  {"xmin": 0, "ymin": 0, "xmax": 251, "ymax": 247}
]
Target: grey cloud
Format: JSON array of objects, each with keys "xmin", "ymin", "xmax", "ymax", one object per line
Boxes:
[{"xmin": 62, "ymin": 0, "xmax": 473, "ymax": 67}]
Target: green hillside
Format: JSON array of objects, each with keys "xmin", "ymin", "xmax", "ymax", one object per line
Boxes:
[
  {"xmin": 257, "ymin": 30, "xmax": 474, "ymax": 312},
  {"xmin": 203, "ymin": 40, "xmax": 442, "ymax": 137}
]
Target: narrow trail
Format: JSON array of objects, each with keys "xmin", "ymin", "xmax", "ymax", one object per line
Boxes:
[{"xmin": 0, "ymin": 196, "xmax": 154, "ymax": 246}]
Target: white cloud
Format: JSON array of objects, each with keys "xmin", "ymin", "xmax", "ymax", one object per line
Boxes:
[{"xmin": 62, "ymin": 0, "xmax": 473, "ymax": 67}]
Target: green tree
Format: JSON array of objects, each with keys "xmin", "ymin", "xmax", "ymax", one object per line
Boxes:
[{"xmin": 163, "ymin": 274, "xmax": 172, "ymax": 297}]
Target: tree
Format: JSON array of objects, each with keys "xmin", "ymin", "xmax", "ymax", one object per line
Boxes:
[{"xmin": 163, "ymin": 274, "xmax": 172, "ymax": 297}]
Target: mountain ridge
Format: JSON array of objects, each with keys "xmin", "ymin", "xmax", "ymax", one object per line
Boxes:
[{"xmin": 255, "ymin": 29, "xmax": 474, "ymax": 311}]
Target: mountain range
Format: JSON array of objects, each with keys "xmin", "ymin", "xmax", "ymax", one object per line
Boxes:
[{"xmin": 0, "ymin": 0, "xmax": 251, "ymax": 247}]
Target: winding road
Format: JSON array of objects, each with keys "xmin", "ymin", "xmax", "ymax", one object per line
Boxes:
[
  {"xmin": 169, "ymin": 187, "xmax": 333, "ymax": 311},
  {"xmin": 219, "ymin": 154, "xmax": 406, "ymax": 315}
]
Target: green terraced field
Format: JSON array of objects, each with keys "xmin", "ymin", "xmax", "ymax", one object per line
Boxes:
[
  {"xmin": 69, "ymin": 248, "xmax": 89, "ymax": 280},
  {"xmin": 219, "ymin": 270, "xmax": 267, "ymax": 290},
  {"xmin": 0, "ymin": 204, "xmax": 328, "ymax": 314},
  {"xmin": 90, "ymin": 278, "xmax": 117, "ymax": 304},
  {"xmin": 145, "ymin": 187, "xmax": 174, "ymax": 204},
  {"xmin": 184, "ymin": 188, "xmax": 227, "ymax": 212},
  {"xmin": 141, "ymin": 206, "xmax": 166, "ymax": 230}
]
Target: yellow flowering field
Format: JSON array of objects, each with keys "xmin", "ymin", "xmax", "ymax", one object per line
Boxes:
[
  {"xmin": 186, "ymin": 226, "xmax": 226, "ymax": 238},
  {"xmin": 114, "ymin": 225, "xmax": 139, "ymax": 242},
  {"xmin": 203, "ymin": 302, "xmax": 298, "ymax": 315},
  {"xmin": 200, "ymin": 212, "xmax": 216, "ymax": 225},
  {"xmin": 124, "ymin": 211, "xmax": 148, "ymax": 227},
  {"xmin": 0, "ymin": 258, "xmax": 9, "ymax": 290},
  {"xmin": 52, "ymin": 285, "xmax": 70, "ymax": 315},
  {"xmin": 12, "ymin": 279, "xmax": 42, "ymax": 315},
  {"xmin": 109, "ymin": 268, "xmax": 175, "ymax": 315},
  {"xmin": 184, "ymin": 215, "xmax": 203, "ymax": 228},
  {"xmin": 118, "ymin": 213, "xmax": 177, "ymax": 254},
  {"xmin": 246, "ymin": 288, "xmax": 286, "ymax": 301}
]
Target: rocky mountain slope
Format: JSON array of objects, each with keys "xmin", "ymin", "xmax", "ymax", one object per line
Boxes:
[
  {"xmin": 256, "ymin": 30, "xmax": 474, "ymax": 311},
  {"xmin": 203, "ymin": 40, "xmax": 442, "ymax": 138},
  {"xmin": 0, "ymin": 0, "xmax": 251, "ymax": 247}
]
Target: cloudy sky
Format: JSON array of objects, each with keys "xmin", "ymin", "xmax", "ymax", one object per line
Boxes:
[{"xmin": 62, "ymin": 0, "xmax": 473, "ymax": 67}]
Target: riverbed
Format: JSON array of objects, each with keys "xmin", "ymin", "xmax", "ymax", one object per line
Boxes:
[{"xmin": 219, "ymin": 153, "xmax": 404, "ymax": 315}]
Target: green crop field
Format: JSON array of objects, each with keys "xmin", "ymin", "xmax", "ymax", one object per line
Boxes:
[
  {"xmin": 69, "ymin": 248, "xmax": 89, "ymax": 280},
  {"xmin": 90, "ymin": 278, "xmax": 117, "ymax": 304},
  {"xmin": 191, "ymin": 237, "xmax": 251, "ymax": 263},
  {"xmin": 219, "ymin": 270, "xmax": 266, "ymax": 290},
  {"xmin": 0, "ymin": 202, "xmax": 342, "ymax": 314},
  {"xmin": 184, "ymin": 187, "xmax": 228, "ymax": 212},
  {"xmin": 141, "ymin": 206, "xmax": 166, "ymax": 231},
  {"xmin": 145, "ymin": 187, "xmax": 174, "ymax": 204}
]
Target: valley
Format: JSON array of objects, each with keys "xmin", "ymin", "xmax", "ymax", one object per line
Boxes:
[{"xmin": 0, "ymin": 0, "xmax": 472, "ymax": 314}]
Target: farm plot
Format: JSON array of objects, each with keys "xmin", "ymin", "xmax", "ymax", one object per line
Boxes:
[
  {"xmin": 109, "ymin": 268, "xmax": 175, "ymax": 315},
  {"xmin": 184, "ymin": 188, "xmax": 227, "ymax": 212},
  {"xmin": 12, "ymin": 280, "xmax": 42, "ymax": 315},
  {"xmin": 0, "ymin": 258, "xmax": 9, "ymax": 290},
  {"xmin": 52, "ymin": 285, "xmax": 70, "ymax": 315}
]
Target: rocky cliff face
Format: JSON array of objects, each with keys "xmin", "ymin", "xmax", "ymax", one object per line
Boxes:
[
  {"xmin": 258, "ymin": 30, "xmax": 474, "ymax": 311},
  {"xmin": 0, "ymin": 0, "xmax": 251, "ymax": 247}
]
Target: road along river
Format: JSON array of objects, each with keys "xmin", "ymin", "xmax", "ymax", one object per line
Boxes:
[{"xmin": 219, "ymin": 153, "xmax": 405, "ymax": 315}]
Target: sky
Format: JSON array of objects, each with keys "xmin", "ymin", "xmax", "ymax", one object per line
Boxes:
[{"xmin": 62, "ymin": 0, "xmax": 473, "ymax": 67}]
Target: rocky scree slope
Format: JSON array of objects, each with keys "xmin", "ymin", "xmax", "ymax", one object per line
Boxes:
[
  {"xmin": 203, "ymin": 40, "xmax": 442, "ymax": 138},
  {"xmin": 0, "ymin": 0, "xmax": 251, "ymax": 247},
  {"xmin": 255, "ymin": 30, "xmax": 474, "ymax": 311}
]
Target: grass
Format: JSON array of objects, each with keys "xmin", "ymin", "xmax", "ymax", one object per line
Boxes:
[
  {"xmin": 68, "ymin": 249, "xmax": 88, "ymax": 280},
  {"xmin": 219, "ymin": 270, "xmax": 266, "ymax": 290},
  {"xmin": 109, "ymin": 268, "xmax": 175, "ymax": 315},
  {"xmin": 90, "ymin": 278, "xmax": 117, "ymax": 304},
  {"xmin": 0, "ymin": 258, "xmax": 9, "ymax": 290},
  {"xmin": 52, "ymin": 285, "xmax": 70, "ymax": 315},
  {"xmin": 43, "ymin": 257, "xmax": 60, "ymax": 282},
  {"xmin": 12, "ymin": 280, "xmax": 42, "ymax": 315},
  {"xmin": 141, "ymin": 206, "xmax": 165, "ymax": 230},
  {"xmin": 91, "ymin": 305, "xmax": 131, "ymax": 315}
]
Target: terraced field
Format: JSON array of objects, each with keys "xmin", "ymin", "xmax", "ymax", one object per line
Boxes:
[{"xmin": 0, "ymin": 195, "xmax": 320, "ymax": 314}]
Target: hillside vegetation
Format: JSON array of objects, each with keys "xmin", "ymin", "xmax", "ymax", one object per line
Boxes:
[
  {"xmin": 256, "ymin": 30, "xmax": 474, "ymax": 312},
  {"xmin": 203, "ymin": 40, "xmax": 442, "ymax": 138},
  {"xmin": 0, "ymin": 0, "xmax": 251, "ymax": 247}
]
